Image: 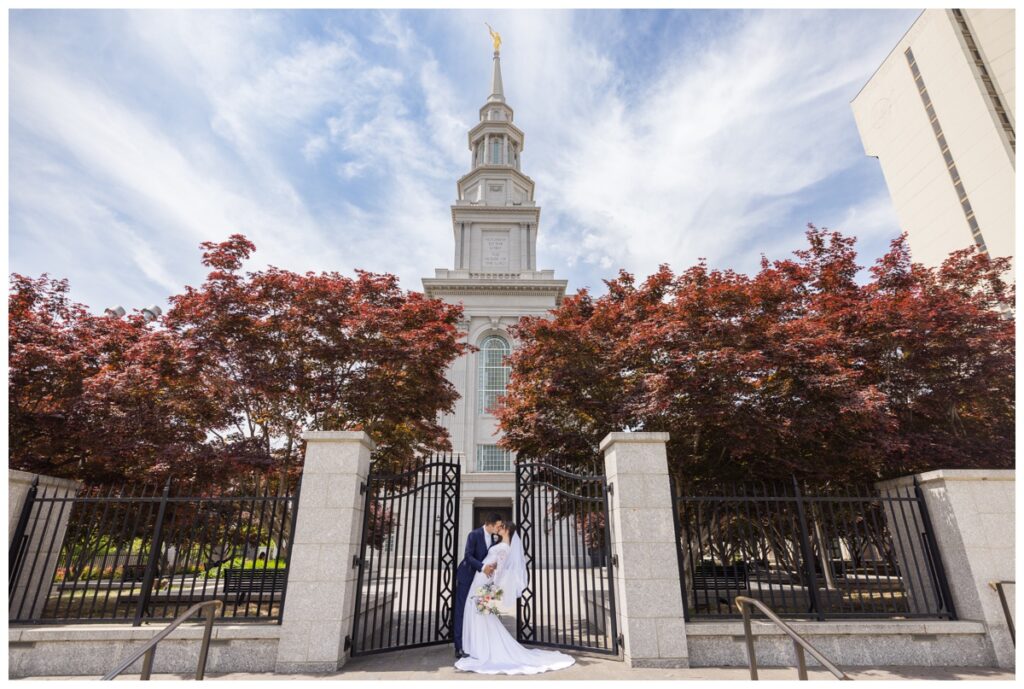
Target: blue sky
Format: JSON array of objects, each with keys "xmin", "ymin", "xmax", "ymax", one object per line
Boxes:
[{"xmin": 9, "ymin": 8, "xmax": 922, "ymax": 313}]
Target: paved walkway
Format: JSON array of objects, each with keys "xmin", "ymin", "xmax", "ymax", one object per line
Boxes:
[{"xmin": 20, "ymin": 643, "xmax": 1015, "ymax": 681}]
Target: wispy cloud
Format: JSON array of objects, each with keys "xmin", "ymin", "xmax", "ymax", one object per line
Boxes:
[
  {"xmin": 486, "ymin": 9, "xmax": 917, "ymax": 285},
  {"xmin": 9, "ymin": 9, "xmax": 918, "ymax": 312}
]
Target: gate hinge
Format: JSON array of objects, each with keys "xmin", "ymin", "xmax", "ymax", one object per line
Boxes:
[
  {"xmin": 352, "ymin": 555, "xmax": 362, "ymax": 569},
  {"xmin": 617, "ymin": 633, "xmax": 624, "ymax": 648},
  {"xmin": 344, "ymin": 635, "xmax": 351, "ymax": 651},
  {"xmin": 607, "ymin": 482, "xmax": 614, "ymax": 495},
  {"xmin": 611, "ymin": 554, "xmax": 619, "ymax": 567},
  {"xmin": 359, "ymin": 482, "xmax": 366, "ymax": 494}
]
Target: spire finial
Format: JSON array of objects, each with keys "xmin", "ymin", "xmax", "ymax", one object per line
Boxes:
[{"xmin": 485, "ymin": 23, "xmax": 501, "ymax": 53}]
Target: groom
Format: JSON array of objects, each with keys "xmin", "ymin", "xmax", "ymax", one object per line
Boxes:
[{"xmin": 453, "ymin": 513, "xmax": 503, "ymax": 658}]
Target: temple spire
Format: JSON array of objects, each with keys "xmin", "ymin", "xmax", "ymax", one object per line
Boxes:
[
  {"xmin": 486, "ymin": 23, "xmax": 505, "ymax": 103},
  {"xmin": 488, "ymin": 51, "xmax": 505, "ymax": 103}
]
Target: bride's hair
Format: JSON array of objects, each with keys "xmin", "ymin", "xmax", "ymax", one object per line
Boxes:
[{"xmin": 502, "ymin": 520, "xmax": 518, "ymax": 540}]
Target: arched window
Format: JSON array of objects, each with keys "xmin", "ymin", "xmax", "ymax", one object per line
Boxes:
[
  {"xmin": 491, "ymin": 138, "xmax": 502, "ymax": 164},
  {"xmin": 478, "ymin": 335, "xmax": 511, "ymax": 414}
]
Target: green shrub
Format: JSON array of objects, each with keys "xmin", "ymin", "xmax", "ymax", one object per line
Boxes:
[
  {"xmin": 205, "ymin": 557, "xmax": 287, "ymax": 579},
  {"xmin": 64, "ymin": 565, "xmax": 124, "ymax": 581}
]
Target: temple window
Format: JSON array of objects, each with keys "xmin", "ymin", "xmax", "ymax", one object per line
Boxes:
[{"xmin": 478, "ymin": 335, "xmax": 511, "ymax": 414}]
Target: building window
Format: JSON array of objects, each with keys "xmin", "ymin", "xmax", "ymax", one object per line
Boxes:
[
  {"xmin": 491, "ymin": 138, "xmax": 502, "ymax": 164},
  {"xmin": 476, "ymin": 445, "xmax": 512, "ymax": 472},
  {"xmin": 951, "ymin": 9, "xmax": 1015, "ymax": 151},
  {"xmin": 904, "ymin": 47, "xmax": 989, "ymax": 256},
  {"xmin": 478, "ymin": 335, "xmax": 511, "ymax": 414}
]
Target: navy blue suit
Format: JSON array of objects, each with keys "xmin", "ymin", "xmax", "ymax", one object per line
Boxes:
[{"xmin": 454, "ymin": 526, "xmax": 494, "ymax": 651}]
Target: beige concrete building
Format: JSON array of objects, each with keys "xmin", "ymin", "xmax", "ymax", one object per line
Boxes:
[
  {"xmin": 851, "ymin": 9, "xmax": 1015, "ymax": 270},
  {"xmin": 422, "ymin": 47, "xmax": 567, "ymax": 544}
]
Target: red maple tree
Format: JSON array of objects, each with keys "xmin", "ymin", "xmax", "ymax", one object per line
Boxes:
[
  {"xmin": 9, "ymin": 274, "xmax": 225, "ymax": 486},
  {"xmin": 164, "ymin": 234, "xmax": 469, "ymax": 476},
  {"xmin": 9, "ymin": 235, "xmax": 469, "ymax": 488},
  {"xmin": 498, "ymin": 227, "xmax": 1014, "ymax": 487}
]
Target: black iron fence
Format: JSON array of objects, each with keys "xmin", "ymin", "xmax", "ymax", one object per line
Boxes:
[
  {"xmin": 9, "ymin": 477, "xmax": 299, "ymax": 625},
  {"xmin": 670, "ymin": 478, "xmax": 955, "ymax": 621}
]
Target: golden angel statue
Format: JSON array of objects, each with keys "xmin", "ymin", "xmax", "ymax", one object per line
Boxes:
[{"xmin": 485, "ymin": 23, "xmax": 502, "ymax": 52}]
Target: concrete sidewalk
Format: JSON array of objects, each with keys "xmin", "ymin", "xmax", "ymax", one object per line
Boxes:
[{"xmin": 16, "ymin": 642, "xmax": 1015, "ymax": 681}]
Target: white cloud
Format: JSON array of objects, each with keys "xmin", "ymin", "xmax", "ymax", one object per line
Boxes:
[
  {"xmin": 9, "ymin": 51, "xmax": 351, "ymax": 309},
  {"xmin": 9, "ymin": 9, "xmax": 919, "ymax": 312},
  {"xmin": 368, "ymin": 10, "xmax": 416, "ymax": 53},
  {"xmin": 302, "ymin": 135, "xmax": 329, "ymax": 162},
  {"xmin": 836, "ymin": 192, "xmax": 903, "ymax": 243},
  {"xmin": 10, "ymin": 10, "xmax": 457, "ymax": 308},
  {"xmin": 546, "ymin": 13, "xmax": 906, "ymax": 280},
  {"xmin": 10, "ymin": 148, "xmax": 185, "ymax": 305},
  {"xmin": 433, "ymin": 9, "xmax": 916, "ymax": 285}
]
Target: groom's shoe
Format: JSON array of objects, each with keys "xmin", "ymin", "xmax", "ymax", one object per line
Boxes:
[{"xmin": 455, "ymin": 649, "xmax": 469, "ymax": 659}]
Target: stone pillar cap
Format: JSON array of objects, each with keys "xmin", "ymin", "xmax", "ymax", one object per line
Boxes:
[
  {"xmin": 877, "ymin": 468, "xmax": 1015, "ymax": 488},
  {"xmin": 8, "ymin": 469, "xmax": 82, "ymax": 491},
  {"xmin": 301, "ymin": 430, "xmax": 376, "ymax": 451},
  {"xmin": 599, "ymin": 431, "xmax": 670, "ymax": 453}
]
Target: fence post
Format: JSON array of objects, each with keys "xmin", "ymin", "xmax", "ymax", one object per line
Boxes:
[
  {"xmin": 134, "ymin": 478, "xmax": 172, "ymax": 627},
  {"xmin": 913, "ymin": 477, "xmax": 957, "ymax": 620},
  {"xmin": 275, "ymin": 478, "xmax": 302, "ymax": 625},
  {"xmin": 667, "ymin": 475, "xmax": 690, "ymax": 622},
  {"xmin": 600, "ymin": 431, "xmax": 688, "ymax": 668},
  {"xmin": 879, "ymin": 469, "xmax": 1015, "ymax": 669},
  {"xmin": 791, "ymin": 477, "xmax": 825, "ymax": 621},
  {"xmin": 8, "ymin": 476, "xmax": 39, "ymax": 595},
  {"xmin": 275, "ymin": 431, "xmax": 374, "ymax": 673},
  {"xmin": 8, "ymin": 470, "xmax": 83, "ymax": 621}
]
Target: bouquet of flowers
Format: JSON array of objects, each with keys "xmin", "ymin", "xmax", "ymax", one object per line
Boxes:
[{"xmin": 472, "ymin": 583, "xmax": 504, "ymax": 616}]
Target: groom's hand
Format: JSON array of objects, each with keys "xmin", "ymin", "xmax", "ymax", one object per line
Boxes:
[{"xmin": 484, "ymin": 564, "xmax": 496, "ymax": 576}]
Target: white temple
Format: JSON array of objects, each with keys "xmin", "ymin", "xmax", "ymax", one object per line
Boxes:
[{"xmin": 422, "ymin": 41, "xmax": 567, "ymax": 543}]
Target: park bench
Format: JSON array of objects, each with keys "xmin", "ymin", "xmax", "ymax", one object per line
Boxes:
[
  {"xmin": 223, "ymin": 568, "xmax": 288, "ymax": 604},
  {"xmin": 691, "ymin": 563, "xmax": 749, "ymax": 593},
  {"xmin": 120, "ymin": 564, "xmax": 148, "ymax": 582}
]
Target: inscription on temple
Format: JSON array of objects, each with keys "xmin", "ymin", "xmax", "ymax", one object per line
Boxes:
[{"xmin": 482, "ymin": 231, "xmax": 510, "ymax": 269}]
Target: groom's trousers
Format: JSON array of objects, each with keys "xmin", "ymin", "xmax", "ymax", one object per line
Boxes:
[{"xmin": 453, "ymin": 574, "xmax": 471, "ymax": 650}]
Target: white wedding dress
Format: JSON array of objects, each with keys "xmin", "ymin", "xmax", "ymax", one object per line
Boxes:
[{"xmin": 455, "ymin": 537, "xmax": 575, "ymax": 675}]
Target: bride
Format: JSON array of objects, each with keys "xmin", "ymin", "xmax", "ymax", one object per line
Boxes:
[{"xmin": 455, "ymin": 520, "xmax": 575, "ymax": 675}]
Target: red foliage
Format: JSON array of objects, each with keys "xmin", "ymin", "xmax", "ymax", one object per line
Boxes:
[
  {"xmin": 9, "ymin": 235, "xmax": 469, "ymax": 487},
  {"xmin": 8, "ymin": 274, "xmax": 227, "ymax": 486},
  {"xmin": 498, "ymin": 227, "xmax": 1014, "ymax": 487},
  {"xmin": 164, "ymin": 234, "xmax": 469, "ymax": 475}
]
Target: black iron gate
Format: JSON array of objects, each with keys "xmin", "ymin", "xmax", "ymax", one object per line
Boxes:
[
  {"xmin": 515, "ymin": 461, "xmax": 619, "ymax": 655},
  {"xmin": 349, "ymin": 454, "xmax": 461, "ymax": 656}
]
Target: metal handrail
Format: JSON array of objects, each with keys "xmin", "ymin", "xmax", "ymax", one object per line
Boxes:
[
  {"xmin": 101, "ymin": 600, "xmax": 223, "ymax": 680},
  {"xmin": 989, "ymin": 580, "xmax": 1015, "ymax": 645},
  {"xmin": 734, "ymin": 596, "xmax": 851, "ymax": 681}
]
